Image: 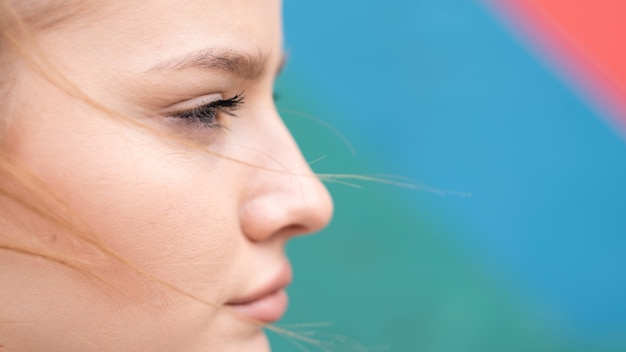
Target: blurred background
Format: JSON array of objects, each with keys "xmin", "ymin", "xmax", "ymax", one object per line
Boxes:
[{"xmin": 269, "ymin": 0, "xmax": 626, "ymax": 351}]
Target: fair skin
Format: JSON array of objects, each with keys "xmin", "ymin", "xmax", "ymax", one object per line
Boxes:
[{"xmin": 0, "ymin": 0, "xmax": 333, "ymax": 351}]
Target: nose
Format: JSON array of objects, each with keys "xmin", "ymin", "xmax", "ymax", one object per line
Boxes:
[{"xmin": 238, "ymin": 108, "xmax": 333, "ymax": 243}]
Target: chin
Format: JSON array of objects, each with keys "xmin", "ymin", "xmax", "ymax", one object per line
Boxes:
[
  {"xmin": 191, "ymin": 319, "xmax": 272, "ymax": 352},
  {"xmin": 244, "ymin": 332, "xmax": 272, "ymax": 352},
  {"xmin": 219, "ymin": 330, "xmax": 271, "ymax": 352}
]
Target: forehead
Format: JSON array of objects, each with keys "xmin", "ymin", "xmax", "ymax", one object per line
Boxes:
[
  {"xmin": 17, "ymin": 0, "xmax": 278, "ymax": 28},
  {"xmin": 53, "ymin": 1, "xmax": 276, "ymax": 35},
  {"xmin": 22, "ymin": 0, "xmax": 283, "ymax": 84},
  {"xmin": 6, "ymin": 0, "xmax": 88, "ymax": 29}
]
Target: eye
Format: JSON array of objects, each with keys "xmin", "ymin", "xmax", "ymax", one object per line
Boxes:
[{"xmin": 170, "ymin": 92, "xmax": 244, "ymax": 129}]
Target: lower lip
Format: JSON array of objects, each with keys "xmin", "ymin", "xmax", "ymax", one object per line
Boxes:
[{"xmin": 226, "ymin": 289, "xmax": 288, "ymax": 323}]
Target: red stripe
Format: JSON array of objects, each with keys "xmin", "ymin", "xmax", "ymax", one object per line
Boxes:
[{"xmin": 487, "ymin": 0, "xmax": 626, "ymax": 134}]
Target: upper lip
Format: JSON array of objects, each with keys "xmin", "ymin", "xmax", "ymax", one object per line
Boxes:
[{"xmin": 225, "ymin": 264, "xmax": 292, "ymax": 305}]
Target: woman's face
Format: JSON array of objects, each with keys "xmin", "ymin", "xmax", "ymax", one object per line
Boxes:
[{"xmin": 0, "ymin": 0, "xmax": 332, "ymax": 351}]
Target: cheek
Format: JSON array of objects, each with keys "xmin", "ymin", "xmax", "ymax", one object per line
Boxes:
[
  {"xmin": 3, "ymin": 83, "xmax": 243, "ymax": 300},
  {"xmin": 0, "ymin": 88, "xmax": 252, "ymax": 350}
]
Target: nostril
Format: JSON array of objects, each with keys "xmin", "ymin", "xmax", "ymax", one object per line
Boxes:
[{"xmin": 273, "ymin": 224, "xmax": 309, "ymax": 240}]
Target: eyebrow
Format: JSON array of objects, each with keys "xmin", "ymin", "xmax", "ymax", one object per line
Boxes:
[{"xmin": 148, "ymin": 48, "xmax": 286, "ymax": 80}]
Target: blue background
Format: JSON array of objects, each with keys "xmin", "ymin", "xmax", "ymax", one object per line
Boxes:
[{"xmin": 269, "ymin": 1, "xmax": 626, "ymax": 351}]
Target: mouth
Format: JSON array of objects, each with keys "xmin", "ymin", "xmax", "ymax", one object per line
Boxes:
[{"xmin": 225, "ymin": 265, "xmax": 292, "ymax": 323}]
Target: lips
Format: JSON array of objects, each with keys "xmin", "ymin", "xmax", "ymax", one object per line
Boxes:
[{"xmin": 225, "ymin": 265, "xmax": 292, "ymax": 323}]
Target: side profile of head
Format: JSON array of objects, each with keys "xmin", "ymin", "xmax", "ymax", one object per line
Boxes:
[{"xmin": 0, "ymin": 0, "xmax": 333, "ymax": 351}]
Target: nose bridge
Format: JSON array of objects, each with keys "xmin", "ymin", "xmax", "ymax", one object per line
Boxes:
[{"xmin": 239, "ymin": 108, "xmax": 333, "ymax": 242}]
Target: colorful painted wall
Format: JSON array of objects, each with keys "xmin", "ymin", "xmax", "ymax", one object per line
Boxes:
[{"xmin": 269, "ymin": 1, "xmax": 626, "ymax": 351}]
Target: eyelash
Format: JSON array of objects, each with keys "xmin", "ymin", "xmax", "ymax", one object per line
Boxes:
[{"xmin": 170, "ymin": 92, "xmax": 245, "ymax": 129}]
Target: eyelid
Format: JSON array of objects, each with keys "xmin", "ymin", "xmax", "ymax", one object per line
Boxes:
[{"xmin": 164, "ymin": 93, "xmax": 223, "ymax": 114}]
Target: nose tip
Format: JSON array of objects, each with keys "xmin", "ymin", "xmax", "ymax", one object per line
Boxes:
[
  {"xmin": 240, "ymin": 168, "xmax": 334, "ymax": 242},
  {"xmin": 292, "ymin": 171, "xmax": 334, "ymax": 234}
]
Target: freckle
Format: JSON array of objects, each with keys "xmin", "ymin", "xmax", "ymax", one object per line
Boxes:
[{"xmin": 46, "ymin": 233, "xmax": 58, "ymax": 243}]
